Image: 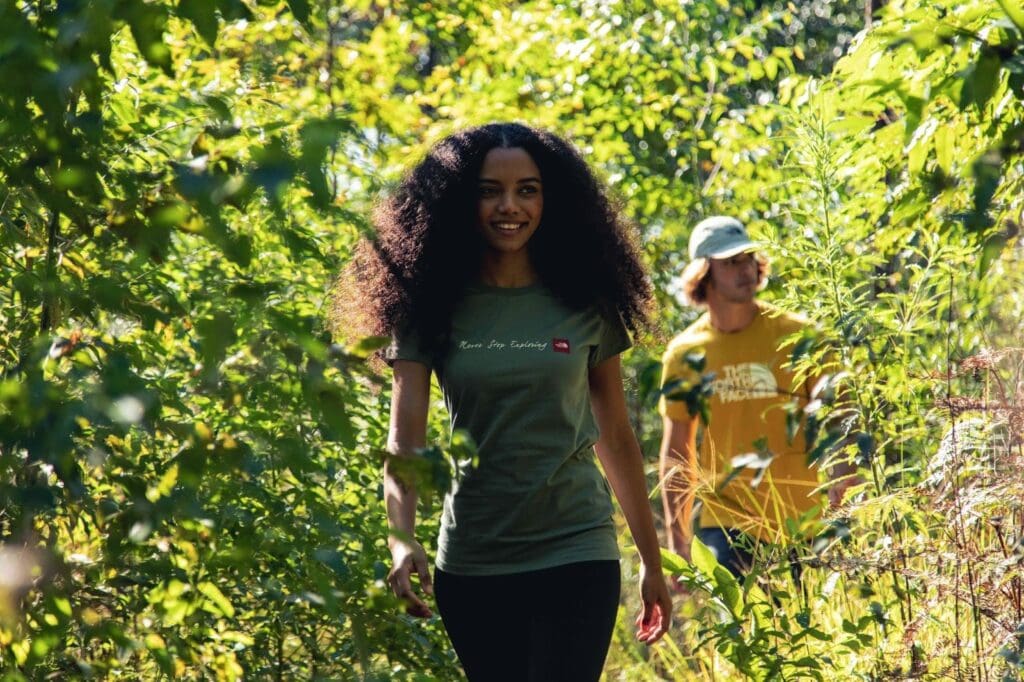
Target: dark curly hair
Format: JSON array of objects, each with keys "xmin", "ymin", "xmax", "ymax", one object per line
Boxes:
[{"xmin": 337, "ymin": 122, "xmax": 652, "ymax": 361}]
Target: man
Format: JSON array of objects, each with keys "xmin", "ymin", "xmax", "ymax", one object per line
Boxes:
[{"xmin": 658, "ymin": 216, "xmax": 853, "ymax": 576}]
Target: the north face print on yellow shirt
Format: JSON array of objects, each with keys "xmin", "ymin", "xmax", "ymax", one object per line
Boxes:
[{"xmin": 716, "ymin": 362, "xmax": 778, "ymax": 402}]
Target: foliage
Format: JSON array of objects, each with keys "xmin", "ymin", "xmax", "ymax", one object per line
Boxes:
[
  {"xmin": 0, "ymin": 0, "xmax": 1020, "ymax": 679},
  {"xmin": 645, "ymin": 0, "xmax": 1024, "ymax": 679},
  {"xmin": 0, "ymin": 1, "xmax": 455, "ymax": 677}
]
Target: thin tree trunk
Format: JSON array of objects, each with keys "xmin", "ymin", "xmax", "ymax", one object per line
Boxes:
[{"xmin": 865, "ymin": 0, "xmax": 889, "ymax": 29}]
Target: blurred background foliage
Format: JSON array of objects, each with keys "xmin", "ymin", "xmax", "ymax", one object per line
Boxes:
[{"xmin": 0, "ymin": 0, "xmax": 1020, "ymax": 678}]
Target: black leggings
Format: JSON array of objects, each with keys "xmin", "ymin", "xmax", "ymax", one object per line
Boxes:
[{"xmin": 434, "ymin": 560, "xmax": 621, "ymax": 682}]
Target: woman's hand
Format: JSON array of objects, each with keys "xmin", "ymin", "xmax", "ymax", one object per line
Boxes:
[
  {"xmin": 635, "ymin": 560, "xmax": 672, "ymax": 644},
  {"xmin": 387, "ymin": 537, "xmax": 433, "ymax": 618}
]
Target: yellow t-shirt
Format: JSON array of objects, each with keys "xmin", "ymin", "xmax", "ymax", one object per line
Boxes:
[{"xmin": 659, "ymin": 302, "xmax": 821, "ymax": 537}]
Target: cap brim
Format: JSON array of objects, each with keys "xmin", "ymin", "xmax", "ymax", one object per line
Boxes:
[{"xmin": 705, "ymin": 241, "xmax": 759, "ymax": 259}]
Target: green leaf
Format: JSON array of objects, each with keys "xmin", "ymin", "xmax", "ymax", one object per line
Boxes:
[
  {"xmin": 314, "ymin": 548, "xmax": 350, "ymax": 579},
  {"xmin": 178, "ymin": 0, "xmax": 219, "ymax": 47},
  {"xmin": 286, "ymin": 0, "xmax": 312, "ymax": 27},
  {"xmin": 712, "ymin": 564, "xmax": 742, "ymax": 616},
  {"xmin": 52, "ymin": 596, "xmax": 72, "ymax": 619},
  {"xmin": 198, "ymin": 581, "xmax": 235, "ymax": 617},
  {"xmin": 195, "ymin": 310, "xmax": 237, "ymax": 367},
  {"xmin": 448, "ymin": 429, "xmax": 480, "ymax": 480},
  {"xmin": 216, "ymin": 0, "xmax": 254, "ymax": 22},
  {"xmin": 897, "ymin": 93, "xmax": 925, "ymax": 141},
  {"xmin": 996, "ymin": 0, "xmax": 1024, "ymax": 32},
  {"xmin": 223, "ymin": 233, "xmax": 253, "ymax": 267},
  {"xmin": 786, "ymin": 405, "xmax": 801, "ymax": 445},
  {"xmin": 315, "ymin": 387, "xmax": 355, "ymax": 446},
  {"xmin": 869, "ymin": 601, "xmax": 889, "ymax": 628},
  {"xmin": 109, "ymin": 95, "xmax": 138, "ymax": 124},
  {"xmin": 906, "ymin": 119, "xmax": 935, "ymax": 176},
  {"xmin": 808, "ymin": 431, "xmax": 843, "ymax": 466},
  {"xmin": 228, "ymin": 280, "xmax": 280, "ymax": 303},
  {"xmin": 659, "ymin": 547, "xmax": 689, "ymax": 576},
  {"xmin": 683, "ymin": 351, "xmax": 706, "ymax": 373},
  {"xmin": 205, "ymin": 95, "xmax": 233, "ymax": 122},
  {"xmin": 347, "ymin": 335, "xmax": 390, "ymax": 359},
  {"xmin": 250, "ymin": 137, "xmax": 297, "ymax": 203},
  {"xmin": 146, "ymin": 633, "xmax": 174, "ymax": 675},
  {"xmin": 856, "ymin": 433, "xmax": 875, "ymax": 461},
  {"xmin": 934, "ymin": 122, "xmax": 954, "ymax": 175},
  {"xmin": 121, "ymin": 3, "xmax": 173, "ymax": 74},
  {"xmin": 961, "ymin": 53, "xmax": 1002, "ymax": 112},
  {"xmin": 699, "ymin": 399, "xmax": 711, "ymax": 427},
  {"xmin": 979, "ymin": 221, "xmax": 1019, "ymax": 276},
  {"xmin": 149, "ymin": 201, "xmax": 190, "ymax": 230},
  {"xmin": 789, "ymin": 333, "xmax": 816, "ymax": 365},
  {"xmin": 689, "ymin": 536, "xmax": 718, "ymax": 579},
  {"xmin": 972, "ymin": 151, "xmax": 1002, "ymax": 221},
  {"xmin": 300, "ymin": 118, "xmax": 356, "ymax": 207}
]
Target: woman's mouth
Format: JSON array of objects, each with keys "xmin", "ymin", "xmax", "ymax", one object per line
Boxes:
[{"xmin": 492, "ymin": 222, "xmax": 527, "ymax": 233}]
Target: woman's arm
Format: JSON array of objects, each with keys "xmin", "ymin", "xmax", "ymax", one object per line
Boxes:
[
  {"xmin": 658, "ymin": 414, "xmax": 698, "ymax": 560},
  {"xmin": 385, "ymin": 359, "xmax": 433, "ymax": 617},
  {"xmin": 589, "ymin": 355, "xmax": 672, "ymax": 644}
]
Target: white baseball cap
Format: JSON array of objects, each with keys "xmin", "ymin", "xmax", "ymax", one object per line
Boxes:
[{"xmin": 688, "ymin": 216, "xmax": 759, "ymax": 261}]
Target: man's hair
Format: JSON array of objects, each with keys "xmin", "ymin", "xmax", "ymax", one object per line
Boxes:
[{"xmin": 679, "ymin": 252, "xmax": 771, "ymax": 307}]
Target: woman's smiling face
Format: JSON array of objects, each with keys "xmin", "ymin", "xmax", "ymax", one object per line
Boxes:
[{"xmin": 475, "ymin": 147, "xmax": 544, "ymax": 257}]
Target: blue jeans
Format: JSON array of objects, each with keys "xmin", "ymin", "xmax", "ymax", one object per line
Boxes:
[{"xmin": 697, "ymin": 527, "xmax": 753, "ymax": 579}]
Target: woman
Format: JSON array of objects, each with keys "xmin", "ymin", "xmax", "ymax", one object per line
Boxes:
[{"xmin": 345, "ymin": 123, "xmax": 671, "ymax": 680}]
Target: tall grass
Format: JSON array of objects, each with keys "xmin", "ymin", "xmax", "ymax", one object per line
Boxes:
[{"xmin": 604, "ymin": 106, "xmax": 1023, "ymax": 680}]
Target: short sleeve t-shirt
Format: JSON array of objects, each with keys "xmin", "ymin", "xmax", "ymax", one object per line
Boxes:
[
  {"xmin": 658, "ymin": 302, "xmax": 821, "ymax": 536},
  {"xmin": 389, "ymin": 283, "xmax": 630, "ymax": 575}
]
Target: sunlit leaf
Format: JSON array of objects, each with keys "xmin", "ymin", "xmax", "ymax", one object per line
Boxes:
[{"xmin": 198, "ymin": 581, "xmax": 235, "ymax": 618}]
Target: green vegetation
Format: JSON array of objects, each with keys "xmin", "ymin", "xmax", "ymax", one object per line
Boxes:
[{"xmin": 0, "ymin": 0, "xmax": 1020, "ymax": 679}]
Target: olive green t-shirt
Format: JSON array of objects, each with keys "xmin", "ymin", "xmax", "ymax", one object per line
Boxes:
[{"xmin": 389, "ymin": 283, "xmax": 630, "ymax": 575}]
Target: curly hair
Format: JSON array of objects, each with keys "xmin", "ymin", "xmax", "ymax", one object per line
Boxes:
[
  {"xmin": 679, "ymin": 253, "xmax": 771, "ymax": 307},
  {"xmin": 337, "ymin": 123, "xmax": 652, "ymax": 360}
]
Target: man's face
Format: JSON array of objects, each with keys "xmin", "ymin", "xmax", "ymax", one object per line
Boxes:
[{"xmin": 707, "ymin": 252, "xmax": 759, "ymax": 304}]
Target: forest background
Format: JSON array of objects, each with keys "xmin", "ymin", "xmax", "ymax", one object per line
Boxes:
[{"xmin": 0, "ymin": 0, "xmax": 1022, "ymax": 679}]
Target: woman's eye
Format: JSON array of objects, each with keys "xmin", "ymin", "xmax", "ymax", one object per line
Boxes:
[
  {"xmin": 519, "ymin": 185, "xmax": 539, "ymax": 195},
  {"xmin": 479, "ymin": 186, "xmax": 498, "ymax": 197}
]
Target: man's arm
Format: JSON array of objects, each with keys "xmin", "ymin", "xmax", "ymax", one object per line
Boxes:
[{"xmin": 658, "ymin": 414, "xmax": 698, "ymax": 560}]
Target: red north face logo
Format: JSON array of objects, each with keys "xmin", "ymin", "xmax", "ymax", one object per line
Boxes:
[{"xmin": 553, "ymin": 338, "xmax": 570, "ymax": 354}]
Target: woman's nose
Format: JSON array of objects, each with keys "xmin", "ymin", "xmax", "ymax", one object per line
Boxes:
[{"xmin": 497, "ymin": 191, "xmax": 516, "ymax": 212}]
